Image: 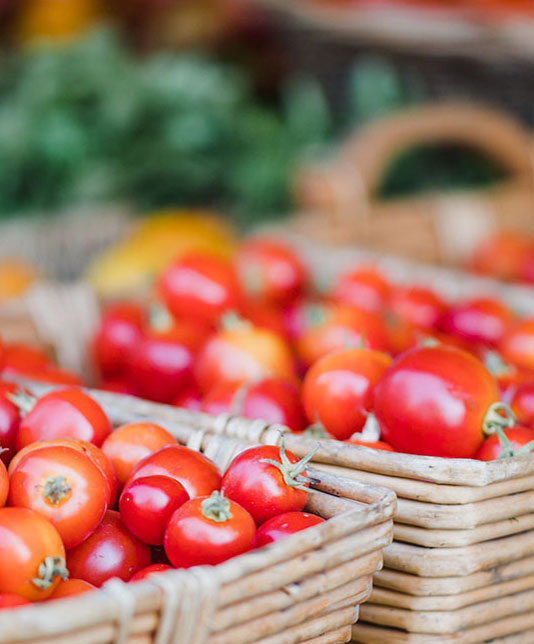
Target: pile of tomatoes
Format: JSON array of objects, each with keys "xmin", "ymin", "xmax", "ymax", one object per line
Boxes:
[
  {"xmin": 0, "ymin": 376, "xmax": 323, "ymax": 608},
  {"xmin": 90, "ymin": 237, "xmax": 534, "ymax": 462}
]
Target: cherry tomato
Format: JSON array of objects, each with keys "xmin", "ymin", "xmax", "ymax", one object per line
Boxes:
[
  {"xmin": 222, "ymin": 443, "xmax": 311, "ymax": 525},
  {"xmin": 173, "ymin": 384, "xmax": 203, "ymax": 411},
  {"xmin": 48, "ymin": 578, "xmax": 96, "ymax": 600},
  {"xmin": 500, "ymin": 320, "xmax": 534, "ymax": 371},
  {"xmin": 158, "ymin": 253, "xmax": 243, "ymax": 326},
  {"xmin": 389, "ymin": 286, "xmax": 447, "ymax": 330},
  {"xmin": 0, "ymin": 593, "xmax": 30, "ymax": 609},
  {"xmin": 164, "ymin": 491, "xmax": 256, "ymax": 568},
  {"xmin": 296, "ymin": 303, "xmax": 390, "ymax": 367},
  {"xmin": 302, "ymin": 348, "xmax": 392, "ymax": 440},
  {"xmin": 1, "ymin": 343, "xmax": 51, "ymax": 375},
  {"xmin": 101, "ymin": 423, "xmax": 176, "ymax": 486},
  {"xmin": 345, "ymin": 439, "xmax": 395, "ymax": 451},
  {"xmin": 119, "ymin": 476, "xmax": 189, "ymax": 546},
  {"xmin": 0, "ymin": 507, "xmax": 67, "ymax": 601},
  {"xmin": 241, "ymin": 299, "xmax": 289, "ymax": 339},
  {"xmin": 283, "ymin": 297, "xmax": 324, "ymax": 342},
  {"xmin": 15, "ymin": 388, "xmax": 111, "ymax": 451},
  {"xmin": 374, "ymin": 345, "xmax": 500, "ymax": 458},
  {"xmin": 100, "ymin": 378, "xmax": 138, "ymax": 396},
  {"xmin": 476, "ymin": 426, "xmax": 534, "ymax": 461},
  {"xmin": 511, "ymin": 382, "xmax": 534, "ymax": 426},
  {"xmin": 128, "ymin": 445, "xmax": 221, "ymax": 499},
  {"xmin": 91, "ymin": 302, "xmax": 144, "ymax": 380},
  {"xmin": 471, "ymin": 232, "xmax": 532, "ymax": 282},
  {"xmin": 129, "ymin": 563, "xmax": 173, "ymax": 582},
  {"xmin": 67, "ymin": 511, "xmax": 151, "ymax": 587},
  {"xmin": 195, "ymin": 317, "xmax": 296, "ymax": 394},
  {"xmin": 203, "ymin": 378, "xmax": 306, "ymax": 433},
  {"xmin": 13, "ymin": 365, "xmax": 83, "ymax": 386},
  {"xmin": 0, "ymin": 384, "xmax": 20, "ymax": 466},
  {"xmin": 235, "ymin": 238, "xmax": 308, "ymax": 307},
  {"xmin": 9, "ymin": 445, "xmax": 110, "ymax": 549},
  {"xmin": 0, "ymin": 461, "xmax": 7, "ymax": 508},
  {"xmin": 330, "ymin": 266, "xmax": 390, "ymax": 314},
  {"xmin": 256, "ymin": 511, "xmax": 325, "ymax": 547},
  {"xmin": 439, "ymin": 297, "xmax": 514, "ymax": 348}
]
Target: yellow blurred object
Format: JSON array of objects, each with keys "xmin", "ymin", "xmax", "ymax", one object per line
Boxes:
[
  {"xmin": 86, "ymin": 210, "xmax": 239, "ymax": 298},
  {"xmin": 16, "ymin": 0, "xmax": 104, "ymax": 44},
  {"xmin": 0, "ymin": 260, "xmax": 38, "ymax": 301}
]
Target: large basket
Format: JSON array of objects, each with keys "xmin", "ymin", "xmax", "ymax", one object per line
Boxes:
[{"xmin": 0, "ymin": 383, "xmax": 395, "ymax": 644}]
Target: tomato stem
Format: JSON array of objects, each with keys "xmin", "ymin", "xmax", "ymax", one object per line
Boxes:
[
  {"xmin": 302, "ymin": 423, "xmax": 329, "ymax": 440},
  {"xmin": 201, "ymin": 490, "xmax": 233, "ymax": 523},
  {"xmin": 495, "ymin": 427, "xmax": 534, "ymax": 460},
  {"xmin": 6, "ymin": 390, "xmax": 36, "ymax": 416},
  {"xmin": 221, "ymin": 311, "xmax": 251, "ymax": 332},
  {"xmin": 31, "ymin": 556, "xmax": 69, "ymax": 590},
  {"xmin": 44, "ymin": 475, "xmax": 72, "ymax": 504},
  {"xmin": 259, "ymin": 438, "xmax": 319, "ymax": 492},
  {"xmin": 482, "ymin": 402, "xmax": 516, "ymax": 435}
]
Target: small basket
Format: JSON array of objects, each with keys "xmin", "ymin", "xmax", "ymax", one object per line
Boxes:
[{"xmin": 0, "ymin": 383, "xmax": 396, "ymax": 644}]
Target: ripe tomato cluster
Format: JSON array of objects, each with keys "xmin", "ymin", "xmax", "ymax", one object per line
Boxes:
[
  {"xmin": 0, "ymin": 381, "xmax": 323, "ymax": 608},
  {"xmin": 89, "ymin": 238, "xmax": 534, "ymax": 462}
]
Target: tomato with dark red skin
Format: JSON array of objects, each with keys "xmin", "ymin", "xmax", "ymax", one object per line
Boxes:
[
  {"xmin": 374, "ymin": 346, "xmax": 501, "ymax": 458},
  {"xmin": 500, "ymin": 320, "xmax": 534, "ymax": 371},
  {"xmin": 0, "ymin": 593, "xmax": 30, "ymax": 609},
  {"xmin": 235, "ymin": 238, "xmax": 308, "ymax": 307},
  {"xmin": 302, "ymin": 348, "xmax": 392, "ymax": 440},
  {"xmin": 439, "ymin": 297, "xmax": 514, "ymax": 348},
  {"xmin": 164, "ymin": 491, "xmax": 256, "ymax": 568},
  {"xmin": 91, "ymin": 302, "xmax": 144, "ymax": 380},
  {"xmin": 389, "ymin": 286, "xmax": 447, "ymax": 331},
  {"xmin": 15, "ymin": 388, "xmax": 111, "ymax": 451},
  {"xmin": 511, "ymin": 382, "xmax": 534, "ymax": 426},
  {"xmin": 128, "ymin": 445, "xmax": 221, "ymax": 500},
  {"xmin": 129, "ymin": 563, "xmax": 173, "ymax": 582},
  {"xmin": 345, "ymin": 440, "xmax": 395, "ymax": 452},
  {"xmin": 48, "ymin": 578, "xmax": 96, "ymax": 600},
  {"xmin": 119, "ymin": 476, "xmax": 189, "ymax": 546},
  {"xmin": 173, "ymin": 384, "xmax": 203, "ymax": 411},
  {"xmin": 158, "ymin": 253, "xmax": 243, "ymax": 327},
  {"xmin": 203, "ymin": 378, "xmax": 306, "ymax": 433},
  {"xmin": 0, "ymin": 507, "xmax": 68, "ymax": 601},
  {"xmin": 0, "ymin": 461, "xmax": 7, "ymax": 508},
  {"xmin": 102, "ymin": 423, "xmax": 176, "ymax": 486},
  {"xmin": 9, "ymin": 446, "xmax": 110, "ymax": 549},
  {"xmin": 476, "ymin": 426, "xmax": 534, "ymax": 461},
  {"xmin": 100, "ymin": 378, "xmax": 138, "ymax": 396},
  {"xmin": 222, "ymin": 444, "xmax": 311, "ymax": 525},
  {"xmin": 0, "ymin": 383, "xmax": 20, "ymax": 466},
  {"xmin": 195, "ymin": 319, "xmax": 296, "ymax": 394},
  {"xmin": 67, "ymin": 511, "xmax": 151, "ymax": 587},
  {"xmin": 256, "ymin": 511, "xmax": 325, "ymax": 547},
  {"xmin": 330, "ymin": 266, "xmax": 390, "ymax": 314}
]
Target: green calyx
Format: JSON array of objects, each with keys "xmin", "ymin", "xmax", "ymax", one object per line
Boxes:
[
  {"xmin": 149, "ymin": 303, "xmax": 173, "ymax": 333},
  {"xmin": 259, "ymin": 438, "xmax": 319, "ymax": 493},
  {"xmin": 44, "ymin": 476, "xmax": 72, "ymax": 505},
  {"xmin": 482, "ymin": 402, "xmax": 516, "ymax": 436},
  {"xmin": 495, "ymin": 427, "xmax": 534, "ymax": 460},
  {"xmin": 302, "ymin": 423, "xmax": 329, "ymax": 440},
  {"xmin": 6, "ymin": 390, "xmax": 36, "ymax": 416},
  {"xmin": 201, "ymin": 490, "xmax": 233, "ymax": 523},
  {"xmin": 483, "ymin": 350, "xmax": 513, "ymax": 378},
  {"xmin": 32, "ymin": 556, "xmax": 69, "ymax": 590},
  {"xmin": 221, "ymin": 311, "xmax": 252, "ymax": 332}
]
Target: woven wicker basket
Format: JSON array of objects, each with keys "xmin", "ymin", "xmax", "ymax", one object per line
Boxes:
[{"xmin": 0, "ymin": 383, "xmax": 395, "ymax": 644}]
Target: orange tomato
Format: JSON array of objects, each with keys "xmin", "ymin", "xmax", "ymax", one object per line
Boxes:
[{"xmin": 48, "ymin": 578, "xmax": 96, "ymax": 600}]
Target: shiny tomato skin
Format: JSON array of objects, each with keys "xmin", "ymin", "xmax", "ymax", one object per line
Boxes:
[
  {"xmin": 119, "ymin": 476, "xmax": 189, "ymax": 546},
  {"xmin": 511, "ymin": 382, "xmax": 534, "ymax": 426},
  {"xmin": 195, "ymin": 324, "xmax": 296, "ymax": 394},
  {"xmin": 439, "ymin": 297, "xmax": 514, "ymax": 348},
  {"xmin": 164, "ymin": 495, "xmax": 256, "ymax": 568},
  {"xmin": 203, "ymin": 378, "xmax": 306, "ymax": 433},
  {"xmin": 67, "ymin": 510, "xmax": 151, "ymax": 587},
  {"xmin": 158, "ymin": 253, "xmax": 243, "ymax": 326},
  {"xmin": 129, "ymin": 563, "xmax": 173, "ymax": 582},
  {"xmin": 374, "ymin": 346, "xmax": 500, "ymax": 458},
  {"xmin": 0, "ymin": 389, "xmax": 19, "ymax": 466},
  {"xmin": 256, "ymin": 512, "xmax": 325, "ymax": 548},
  {"xmin": 235, "ymin": 238, "xmax": 308, "ymax": 307},
  {"xmin": 102, "ymin": 423, "xmax": 176, "ymax": 486},
  {"xmin": 389, "ymin": 286, "xmax": 447, "ymax": 330},
  {"xmin": 475, "ymin": 426, "xmax": 534, "ymax": 461},
  {"xmin": 0, "ymin": 507, "xmax": 66, "ymax": 601},
  {"xmin": 500, "ymin": 320, "xmax": 534, "ymax": 371},
  {"xmin": 91, "ymin": 302, "xmax": 144, "ymax": 380},
  {"xmin": 172, "ymin": 384, "xmax": 203, "ymax": 411},
  {"xmin": 345, "ymin": 439, "xmax": 395, "ymax": 451},
  {"xmin": 0, "ymin": 461, "xmax": 7, "ymax": 507},
  {"xmin": 0, "ymin": 593, "xmax": 31, "ymax": 609},
  {"xmin": 302, "ymin": 348, "xmax": 392, "ymax": 440},
  {"xmin": 48, "ymin": 578, "xmax": 96, "ymax": 600},
  {"xmin": 15, "ymin": 388, "xmax": 111, "ymax": 451},
  {"xmin": 331, "ymin": 266, "xmax": 390, "ymax": 314},
  {"xmin": 128, "ymin": 445, "xmax": 221, "ymax": 500},
  {"xmin": 222, "ymin": 445, "xmax": 308, "ymax": 525},
  {"xmin": 9, "ymin": 446, "xmax": 110, "ymax": 549}
]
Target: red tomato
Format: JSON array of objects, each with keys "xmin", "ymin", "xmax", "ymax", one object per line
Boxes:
[
  {"xmin": 100, "ymin": 378, "xmax": 138, "ymax": 396},
  {"xmin": 158, "ymin": 253, "xmax": 243, "ymax": 326},
  {"xmin": 67, "ymin": 511, "xmax": 151, "ymax": 587},
  {"xmin": 439, "ymin": 297, "xmax": 514, "ymax": 348},
  {"xmin": 0, "ymin": 507, "xmax": 67, "ymax": 601},
  {"xmin": 119, "ymin": 475, "xmax": 189, "ymax": 546},
  {"xmin": 9, "ymin": 364, "xmax": 83, "ymax": 386},
  {"xmin": 345, "ymin": 439, "xmax": 395, "ymax": 451},
  {"xmin": 500, "ymin": 320, "xmax": 534, "ymax": 371},
  {"xmin": 296, "ymin": 303, "xmax": 390, "ymax": 367},
  {"xmin": 255, "ymin": 511, "xmax": 325, "ymax": 547},
  {"xmin": 91, "ymin": 302, "xmax": 144, "ymax": 380},
  {"xmin": 389, "ymin": 286, "xmax": 447, "ymax": 330},
  {"xmin": 48, "ymin": 578, "xmax": 96, "ymax": 600},
  {"xmin": 235, "ymin": 238, "xmax": 308, "ymax": 307},
  {"xmin": 0, "ymin": 384, "xmax": 20, "ymax": 466},
  {"xmin": 203, "ymin": 378, "xmax": 306, "ymax": 433},
  {"xmin": 15, "ymin": 388, "xmax": 111, "ymax": 451},
  {"xmin": 173, "ymin": 384, "xmax": 203, "ymax": 411},
  {"xmin": 0, "ymin": 461, "xmax": 7, "ymax": 507},
  {"xmin": 101, "ymin": 423, "xmax": 176, "ymax": 486},
  {"xmin": 471, "ymin": 232, "xmax": 532, "ymax": 282},
  {"xmin": 128, "ymin": 445, "xmax": 221, "ymax": 499},
  {"xmin": 0, "ymin": 593, "xmax": 30, "ymax": 609},
  {"xmin": 195, "ymin": 317, "xmax": 296, "ymax": 394},
  {"xmin": 476, "ymin": 426, "xmax": 534, "ymax": 461},
  {"xmin": 241, "ymin": 299, "xmax": 289, "ymax": 339},
  {"xmin": 511, "ymin": 382, "xmax": 534, "ymax": 426},
  {"xmin": 1, "ymin": 343, "xmax": 51, "ymax": 375},
  {"xmin": 283, "ymin": 297, "xmax": 324, "ymax": 342},
  {"xmin": 374, "ymin": 346, "xmax": 501, "ymax": 458},
  {"xmin": 302, "ymin": 348, "xmax": 392, "ymax": 440},
  {"xmin": 129, "ymin": 563, "xmax": 173, "ymax": 582},
  {"xmin": 9, "ymin": 446, "xmax": 110, "ymax": 549},
  {"xmin": 164, "ymin": 491, "xmax": 256, "ymax": 568},
  {"xmin": 330, "ymin": 266, "xmax": 390, "ymax": 313},
  {"xmin": 222, "ymin": 443, "xmax": 312, "ymax": 525}
]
